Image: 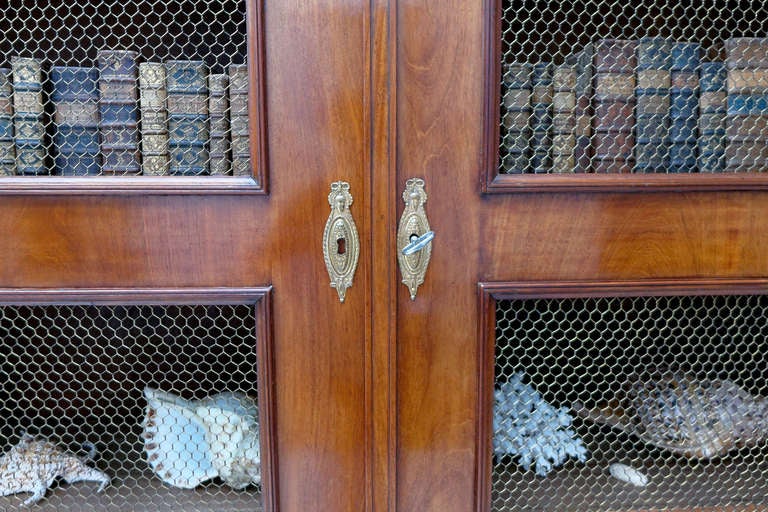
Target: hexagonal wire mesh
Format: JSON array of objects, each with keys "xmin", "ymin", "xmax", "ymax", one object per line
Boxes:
[
  {"xmin": 492, "ymin": 294, "xmax": 768, "ymax": 510},
  {"xmin": 0, "ymin": 304, "xmax": 262, "ymax": 511},
  {"xmin": 0, "ymin": 0, "xmax": 249, "ymax": 177},
  {"xmin": 499, "ymin": 1, "xmax": 768, "ymax": 174}
]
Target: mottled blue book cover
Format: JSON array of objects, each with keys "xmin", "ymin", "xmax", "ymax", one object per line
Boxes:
[
  {"xmin": 51, "ymin": 66, "xmax": 100, "ymax": 175},
  {"xmin": 669, "ymin": 42, "xmax": 700, "ymax": 172},
  {"xmin": 166, "ymin": 60, "xmax": 209, "ymax": 175}
]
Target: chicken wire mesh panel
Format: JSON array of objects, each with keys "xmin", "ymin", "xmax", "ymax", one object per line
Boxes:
[
  {"xmin": 492, "ymin": 294, "xmax": 768, "ymax": 511},
  {"xmin": 0, "ymin": 0, "xmax": 250, "ymax": 177},
  {"xmin": 498, "ymin": 1, "xmax": 768, "ymax": 175},
  {"xmin": 0, "ymin": 303, "xmax": 262, "ymax": 511}
]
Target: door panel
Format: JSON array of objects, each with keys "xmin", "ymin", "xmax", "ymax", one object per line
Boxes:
[
  {"xmin": 395, "ymin": 0, "xmax": 484, "ymax": 510},
  {"xmin": 0, "ymin": 0, "xmax": 371, "ymax": 511},
  {"xmin": 395, "ymin": 1, "xmax": 768, "ymax": 512}
]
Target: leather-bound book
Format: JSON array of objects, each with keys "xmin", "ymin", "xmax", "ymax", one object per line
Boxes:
[
  {"xmin": 0, "ymin": 68, "xmax": 14, "ymax": 175},
  {"xmin": 592, "ymin": 39, "xmax": 637, "ymax": 173},
  {"xmin": 97, "ymin": 49, "xmax": 140, "ymax": 175},
  {"xmin": 139, "ymin": 62, "xmax": 169, "ymax": 175},
  {"xmin": 698, "ymin": 61, "xmax": 727, "ymax": 172},
  {"xmin": 551, "ymin": 64, "xmax": 577, "ymax": 173},
  {"xmin": 51, "ymin": 66, "xmax": 100, "ymax": 175},
  {"xmin": 634, "ymin": 38, "xmax": 671, "ymax": 173},
  {"xmin": 530, "ymin": 62, "xmax": 552, "ymax": 173},
  {"xmin": 11, "ymin": 57, "xmax": 46, "ymax": 175},
  {"xmin": 725, "ymin": 38, "xmax": 768, "ymax": 172},
  {"xmin": 500, "ymin": 62, "xmax": 531, "ymax": 174},
  {"xmin": 208, "ymin": 73, "xmax": 230, "ymax": 175},
  {"xmin": 166, "ymin": 60, "xmax": 209, "ymax": 176},
  {"xmin": 229, "ymin": 63, "xmax": 251, "ymax": 176},
  {"xmin": 565, "ymin": 44, "xmax": 593, "ymax": 173},
  {"xmin": 669, "ymin": 42, "xmax": 700, "ymax": 172}
]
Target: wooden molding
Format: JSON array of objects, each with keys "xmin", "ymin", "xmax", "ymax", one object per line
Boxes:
[{"xmin": 247, "ymin": 0, "xmax": 269, "ymax": 194}]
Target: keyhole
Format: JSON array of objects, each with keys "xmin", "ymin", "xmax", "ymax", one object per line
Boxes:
[{"xmin": 337, "ymin": 237, "xmax": 346, "ymax": 255}]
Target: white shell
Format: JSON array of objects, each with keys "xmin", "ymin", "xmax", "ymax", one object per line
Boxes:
[
  {"xmin": 609, "ymin": 462, "xmax": 648, "ymax": 487},
  {"xmin": 142, "ymin": 387, "xmax": 261, "ymax": 489}
]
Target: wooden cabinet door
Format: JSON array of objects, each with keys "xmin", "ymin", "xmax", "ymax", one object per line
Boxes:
[
  {"xmin": 0, "ymin": 1, "xmax": 373, "ymax": 511},
  {"xmin": 391, "ymin": 1, "xmax": 768, "ymax": 511}
]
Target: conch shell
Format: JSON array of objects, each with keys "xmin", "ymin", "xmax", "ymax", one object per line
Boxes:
[
  {"xmin": 142, "ymin": 387, "xmax": 261, "ymax": 489},
  {"xmin": 573, "ymin": 373, "xmax": 768, "ymax": 459}
]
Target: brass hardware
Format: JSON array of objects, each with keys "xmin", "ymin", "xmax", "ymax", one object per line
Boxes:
[
  {"xmin": 323, "ymin": 181, "xmax": 360, "ymax": 303},
  {"xmin": 397, "ymin": 178, "xmax": 433, "ymax": 300}
]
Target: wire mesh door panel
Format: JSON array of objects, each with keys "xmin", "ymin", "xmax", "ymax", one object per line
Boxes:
[
  {"xmin": 492, "ymin": 294, "xmax": 768, "ymax": 511},
  {"xmin": 497, "ymin": 1, "xmax": 768, "ymax": 176},
  {"xmin": 0, "ymin": 1, "xmax": 249, "ymax": 177},
  {"xmin": 0, "ymin": 302, "xmax": 264, "ymax": 511}
]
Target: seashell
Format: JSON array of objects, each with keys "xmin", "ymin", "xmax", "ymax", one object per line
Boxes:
[
  {"xmin": 573, "ymin": 372, "xmax": 768, "ymax": 459},
  {"xmin": 0, "ymin": 434, "xmax": 110, "ymax": 505},
  {"xmin": 142, "ymin": 387, "xmax": 261, "ymax": 489},
  {"xmin": 609, "ymin": 462, "xmax": 648, "ymax": 487}
]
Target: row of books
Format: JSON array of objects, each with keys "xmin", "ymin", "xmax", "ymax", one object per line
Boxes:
[
  {"xmin": 0, "ymin": 50, "xmax": 250, "ymax": 177},
  {"xmin": 500, "ymin": 37, "xmax": 768, "ymax": 174}
]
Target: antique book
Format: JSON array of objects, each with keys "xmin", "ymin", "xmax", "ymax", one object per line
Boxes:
[
  {"xmin": 669, "ymin": 42, "xmax": 700, "ymax": 173},
  {"xmin": 725, "ymin": 38, "xmax": 768, "ymax": 172},
  {"xmin": 0, "ymin": 68, "xmax": 14, "ymax": 175},
  {"xmin": 698, "ymin": 62, "xmax": 727, "ymax": 172},
  {"xmin": 634, "ymin": 38, "xmax": 671, "ymax": 173},
  {"xmin": 50, "ymin": 66, "xmax": 100, "ymax": 176},
  {"xmin": 97, "ymin": 49, "xmax": 140, "ymax": 175},
  {"xmin": 229, "ymin": 63, "xmax": 250, "ymax": 176},
  {"xmin": 592, "ymin": 39, "xmax": 637, "ymax": 173},
  {"xmin": 139, "ymin": 62, "xmax": 169, "ymax": 176},
  {"xmin": 500, "ymin": 62, "xmax": 531, "ymax": 174},
  {"xmin": 530, "ymin": 62, "xmax": 552, "ymax": 173},
  {"xmin": 208, "ymin": 73, "xmax": 230, "ymax": 175},
  {"xmin": 551, "ymin": 64, "xmax": 577, "ymax": 173},
  {"xmin": 166, "ymin": 60, "xmax": 209, "ymax": 175},
  {"xmin": 11, "ymin": 57, "xmax": 46, "ymax": 175},
  {"xmin": 565, "ymin": 44, "xmax": 593, "ymax": 173}
]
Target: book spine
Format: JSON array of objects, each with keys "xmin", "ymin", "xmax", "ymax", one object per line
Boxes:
[
  {"xmin": 725, "ymin": 37, "xmax": 768, "ymax": 172},
  {"xmin": 0, "ymin": 68, "xmax": 14, "ymax": 175},
  {"xmin": 229, "ymin": 63, "xmax": 250, "ymax": 176},
  {"xmin": 551, "ymin": 64, "xmax": 576, "ymax": 173},
  {"xmin": 11, "ymin": 57, "xmax": 46, "ymax": 175},
  {"xmin": 139, "ymin": 62, "xmax": 169, "ymax": 176},
  {"xmin": 529, "ymin": 62, "xmax": 552, "ymax": 173},
  {"xmin": 500, "ymin": 63, "xmax": 531, "ymax": 174},
  {"xmin": 565, "ymin": 43, "xmax": 593, "ymax": 173},
  {"xmin": 166, "ymin": 60, "xmax": 209, "ymax": 176},
  {"xmin": 698, "ymin": 62, "xmax": 727, "ymax": 172},
  {"xmin": 668, "ymin": 42, "xmax": 700, "ymax": 173},
  {"xmin": 208, "ymin": 73, "xmax": 230, "ymax": 175},
  {"xmin": 592, "ymin": 39, "xmax": 637, "ymax": 173},
  {"xmin": 97, "ymin": 49, "xmax": 140, "ymax": 175},
  {"xmin": 634, "ymin": 38, "xmax": 671, "ymax": 173},
  {"xmin": 50, "ymin": 66, "xmax": 100, "ymax": 176}
]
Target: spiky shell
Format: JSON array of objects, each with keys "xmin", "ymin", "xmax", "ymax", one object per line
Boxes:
[{"xmin": 142, "ymin": 387, "xmax": 261, "ymax": 489}]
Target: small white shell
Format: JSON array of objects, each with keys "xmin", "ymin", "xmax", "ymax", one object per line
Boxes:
[{"xmin": 609, "ymin": 462, "xmax": 648, "ymax": 487}]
